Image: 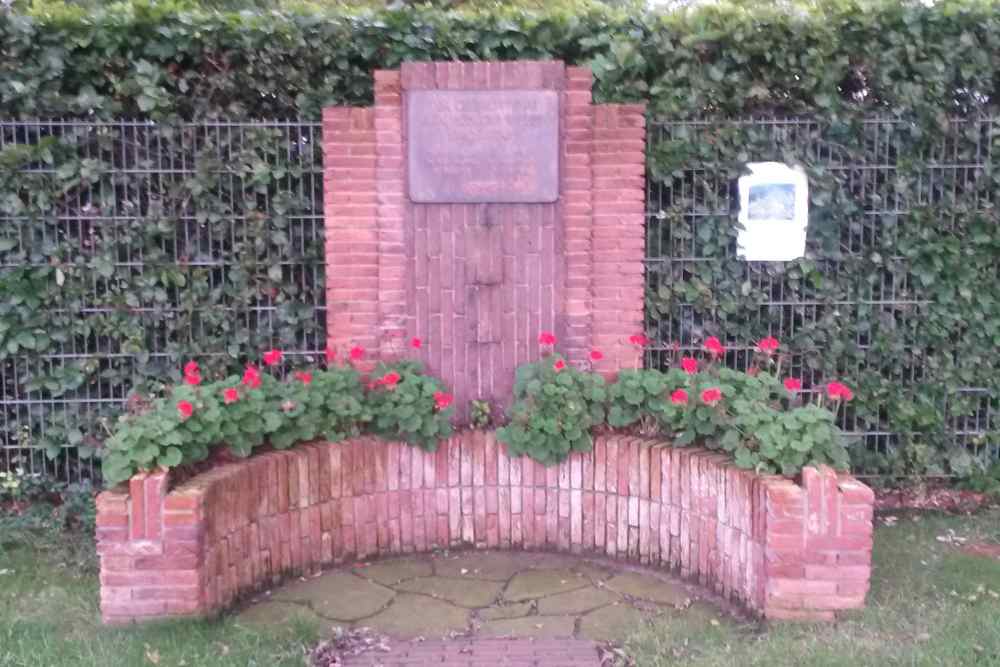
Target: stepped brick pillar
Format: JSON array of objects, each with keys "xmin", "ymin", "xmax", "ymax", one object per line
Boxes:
[{"xmin": 322, "ymin": 61, "xmax": 646, "ymax": 420}]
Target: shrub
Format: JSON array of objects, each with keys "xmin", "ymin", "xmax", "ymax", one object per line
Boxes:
[
  {"xmin": 101, "ymin": 354, "xmax": 369, "ymax": 486},
  {"xmin": 498, "ymin": 335, "xmax": 607, "ymax": 465},
  {"xmin": 4, "ymin": 0, "xmax": 999, "ymax": 119},
  {"xmin": 959, "ymin": 461, "xmax": 1000, "ymax": 498},
  {"xmin": 266, "ymin": 366, "xmax": 369, "ymax": 451},
  {"xmin": 606, "ymin": 336, "xmax": 852, "ymax": 475},
  {"xmin": 677, "ymin": 366, "xmax": 850, "ymax": 475},
  {"xmin": 101, "ymin": 350, "xmax": 455, "ymax": 486},
  {"xmin": 499, "ymin": 333, "xmax": 852, "ymax": 474},
  {"xmin": 0, "ymin": 469, "xmax": 96, "ymax": 537},
  {"xmin": 606, "ymin": 368, "xmax": 688, "ymax": 433},
  {"xmin": 363, "ymin": 360, "xmax": 454, "ymax": 451}
]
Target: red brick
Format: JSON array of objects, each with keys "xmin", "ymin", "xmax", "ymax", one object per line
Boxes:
[
  {"xmin": 100, "ymin": 570, "xmax": 201, "ymax": 587},
  {"xmin": 804, "ymin": 564, "xmax": 871, "ymax": 581},
  {"xmin": 97, "ymin": 512, "xmax": 129, "ymax": 528}
]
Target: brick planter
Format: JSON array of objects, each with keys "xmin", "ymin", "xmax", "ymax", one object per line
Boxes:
[{"xmin": 96, "ymin": 433, "xmax": 874, "ymax": 624}]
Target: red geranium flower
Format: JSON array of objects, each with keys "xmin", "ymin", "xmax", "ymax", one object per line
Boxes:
[
  {"xmin": 434, "ymin": 391, "xmax": 453, "ymax": 411},
  {"xmin": 704, "ymin": 336, "xmax": 725, "ymax": 356},
  {"xmin": 783, "ymin": 377, "xmax": 803, "ymax": 392},
  {"xmin": 670, "ymin": 389, "xmax": 688, "ymax": 405},
  {"xmin": 242, "ymin": 364, "xmax": 262, "ymax": 389},
  {"xmin": 380, "ymin": 371, "xmax": 401, "ymax": 388},
  {"xmin": 295, "ymin": 371, "xmax": 312, "ymax": 386},
  {"xmin": 827, "ymin": 381, "xmax": 854, "ymax": 401},
  {"xmin": 325, "ymin": 346, "xmax": 336, "ymax": 365},
  {"xmin": 177, "ymin": 400, "xmax": 194, "ymax": 419},
  {"xmin": 629, "ymin": 333, "xmax": 649, "ymax": 346},
  {"xmin": 701, "ymin": 387, "xmax": 723, "ymax": 406},
  {"xmin": 538, "ymin": 331, "xmax": 557, "ymax": 346},
  {"xmin": 350, "ymin": 346, "xmax": 365, "ymax": 361},
  {"xmin": 183, "ymin": 361, "xmax": 200, "ymax": 376},
  {"xmin": 222, "ymin": 387, "xmax": 239, "ymax": 404},
  {"xmin": 553, "ymin": 358, "xmax": 566, "ymax": 372},
  {"xmin": 590, "ymin": 349, "xmax": 604, "ymax": 362},
  {"xmin": 411, "ymin": 337, "xmax": 422, "ymax": 349},
  {"xmin": 681, "ymin": 357, "xmax": 698, "ymax": 374},
  {"xmin": 263, "ymin": 349, "xmax": 283, "ymax": 366},
  {"xmin": 183, "ymin": 372, "xmax": 202, "ymax": 386},
  {"xmin": 757, "ymin": 336, "xmax": 780, "ymax": 354}
]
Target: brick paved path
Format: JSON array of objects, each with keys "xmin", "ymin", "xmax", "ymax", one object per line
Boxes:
[{"xmin": 342, "ymin": 639, "xmax": 602, "ymax": 666}]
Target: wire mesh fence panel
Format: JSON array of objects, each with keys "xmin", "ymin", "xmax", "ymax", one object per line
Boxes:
[
  {"xmin": 0, "ymin": 120, "xmax": 326, "ymax": 482},
  {"xmin": 2, "ymin": 116, "xmax": 998, "ymax": 481},
  {"xmin": 644, "ymin": 117, "xmax": 999, "ymax": 472}
]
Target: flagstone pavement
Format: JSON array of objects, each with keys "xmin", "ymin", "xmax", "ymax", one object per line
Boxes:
[{"xmin": 235, "ymin": 550, "xmax": 728, "ymax": 665}]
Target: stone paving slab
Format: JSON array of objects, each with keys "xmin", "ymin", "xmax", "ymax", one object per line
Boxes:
[
  {"xmin": 355, "ymin": 558, "xmax": 433, "ymax": 585},
  {"xmin": 272, "ymin": 572, "xmax": 395, "ymax": 621},
  {"xmin": 341, "ymin": 639, "xmax": 602, "ymax": 667},
  {"xmin": 477, "ymin": 614, "xmax": 577, "ymax": 639},
  {"xmin": 536, "ymin": 586, "xmax": 620, "ymax": 615},
  {"xmin": 605, "ymin": 571, "xmax": 690, "ymax": 607},
  {"xmin": 396, "ymin": 575, "xmax": 504, "ymax": 607},
  {"xmin": 504, "ymin": 568, "xmax": 590, "ymax": 601},
  {"xmin": 433, "ymin": 551, "xmax": 530, "ymax": 581},
  {"xmin": 361, "ymin": 594, "xmax": 470, "ymax": 637}
]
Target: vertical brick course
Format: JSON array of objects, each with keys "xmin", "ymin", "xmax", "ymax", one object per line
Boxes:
[{"xmin": 98, "ymin": 434, "xmax": 873, "ymax": 624}]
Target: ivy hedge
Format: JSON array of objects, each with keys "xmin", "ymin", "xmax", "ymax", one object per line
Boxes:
[
  {"xmin": 3, "ymin": 0, "xmax": 1000, "ymax": 120},
  {"xmin": 1, "ymin": 0, "xmax": 999, "ymax": 479},
  {"xmin": 0, "ymin": 120, "xmax": 327, "ymax": 478},
  {"xmin": 645, "ymin": 116, "xmax": 1000, "ymax": 478}
]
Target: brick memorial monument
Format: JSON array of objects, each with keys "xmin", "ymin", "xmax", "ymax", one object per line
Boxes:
[{"xmin": 95, "ymin": 60, "xmax": 874, "ymax": 625}]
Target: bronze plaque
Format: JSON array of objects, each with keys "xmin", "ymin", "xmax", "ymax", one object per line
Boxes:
[{"xmin": 407, "ymin": 90, "xmax": 560, "ymax": 204}]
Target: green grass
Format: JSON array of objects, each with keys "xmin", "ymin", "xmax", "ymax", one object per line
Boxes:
[
  {"xmin": 0, "ymin": 531, "xmax": 320, "ymax": 667},
  {"xmin": 1, "ymin": 508, "xmax": 998, "ymax": 666},
  {"xmin": 627, "ymin": 507, "xmax": 1000, "ymax": 666}
]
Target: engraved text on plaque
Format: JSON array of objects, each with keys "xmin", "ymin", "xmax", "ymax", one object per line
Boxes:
[{"xmin": 407, "ymin": 90, "xmax": 560, "ymax": 204}]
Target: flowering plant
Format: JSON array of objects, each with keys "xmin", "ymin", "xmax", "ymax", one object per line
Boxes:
[
  {"xmin": 101, "ymin": 357, "xmax": 369, "ymax": 485},
  {"xmin": 101, "ymin": 346, "xmax": 452, "ymax": 486},
  {"xmin": 606, "ymin": 367, "xmax": 689, "ymax": 432},
  {"xmin": 363, "ymin": 360, "xmax": 454, "ymax": 451},
  {"xmin": 497, "ymin": 333, "xmax": 608, "ymax": 465},
  {"xmin": 607, "ymin": 335, "xmax": 853, "ymax": 474}
]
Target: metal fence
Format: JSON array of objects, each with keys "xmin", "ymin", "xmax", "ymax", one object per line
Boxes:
[
  {"xmin": 1, "ymin": 116, "xmax": 998, "ymax": 481},
  {"xmin": 644, "ymin": 117, "xmax": 999, "ymax": 467},
  {"xmin": 0, "ymin": 119, "xmax": 326, "ymax": 482}
]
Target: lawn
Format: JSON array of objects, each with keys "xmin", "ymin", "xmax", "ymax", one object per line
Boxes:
[
  {"xmin": 628, "ymin": 507, "xmax": 1000, "ymax": 666},
  {"xmin": 1, "ymin": 507, "xmax": 998, "ymax": 667}
]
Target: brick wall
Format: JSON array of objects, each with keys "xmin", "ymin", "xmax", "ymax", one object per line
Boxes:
[
  {"xmin": 96, "ymin": 433, "xmax": 874, "ymax": 624},
  {"xmin": 323, "ymin": 107, "xmax": 379, "ymax": 372},
  {"xmin": 323, "ymin": 61, "xmax": 646, "ymax": 419}
]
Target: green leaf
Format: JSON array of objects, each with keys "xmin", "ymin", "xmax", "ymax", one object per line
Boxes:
[
  {"xmin": 720, "ymin": 429, "xmax": 740, "ymax": 451},
  {"xmin": 263, "ymin": 413, "xmax": 283, "ymax": 433},
  {"xmin": 159, "ymin": 446, "xmax": 183, "ymax": 467}
]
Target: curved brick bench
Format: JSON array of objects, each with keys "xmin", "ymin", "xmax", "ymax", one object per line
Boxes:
[{"xmin": 96, "ymin": 432, "xmax": 874, "ymax": 624}]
